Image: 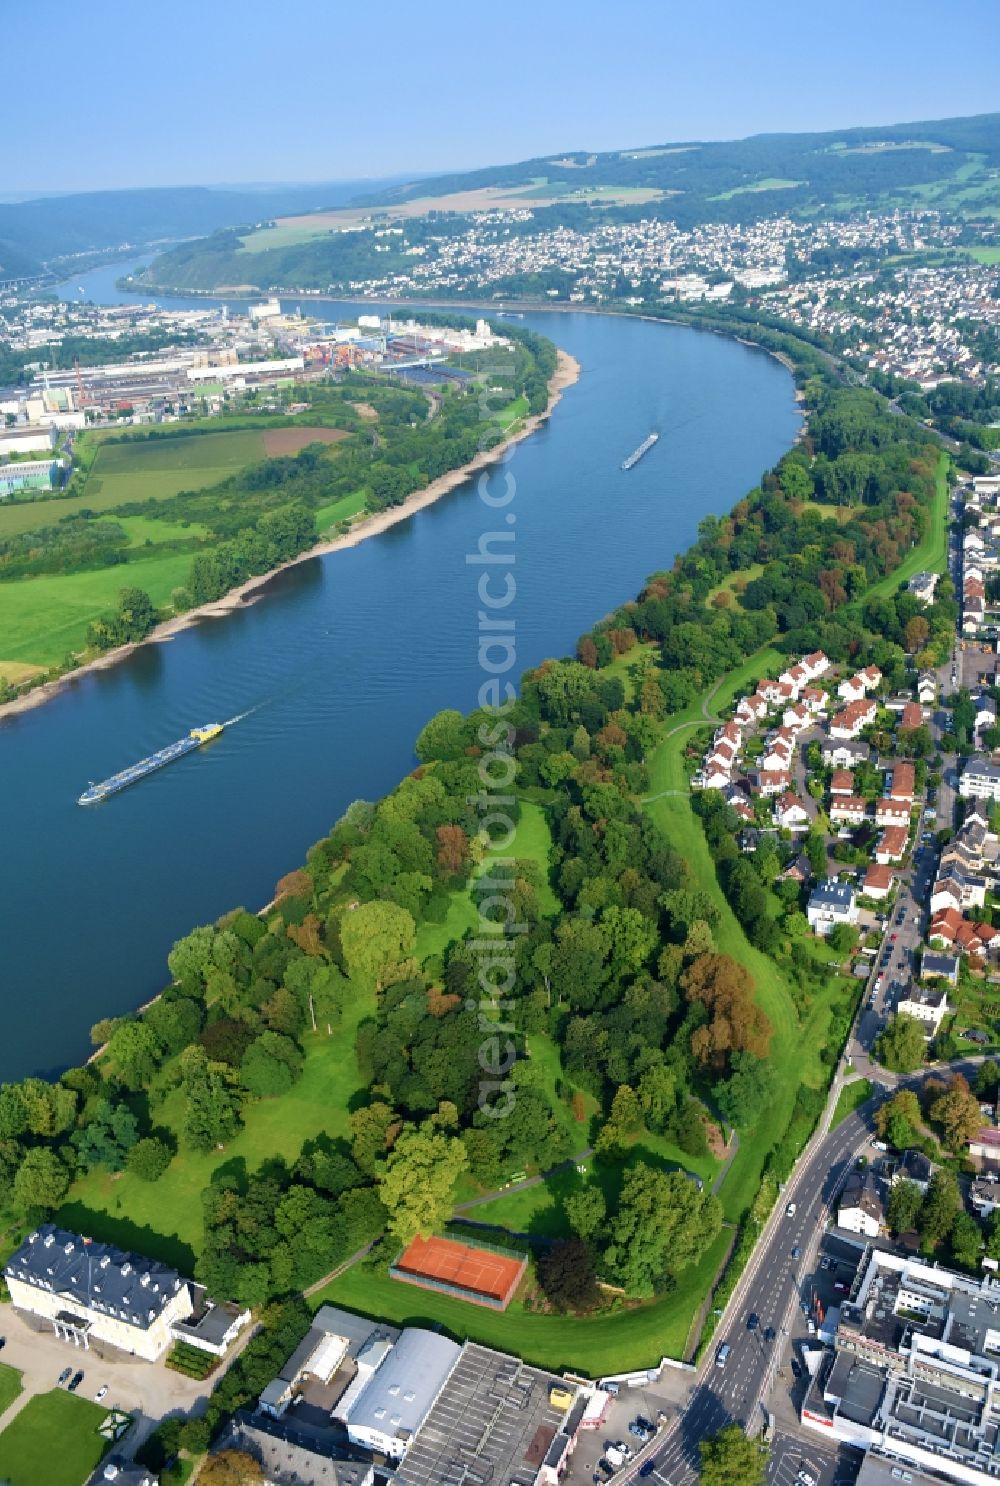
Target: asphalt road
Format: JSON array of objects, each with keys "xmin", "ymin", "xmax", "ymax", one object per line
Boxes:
[{"xmin": 642, "ymin": 1101, "xmax": 883, "ymax": 1486}]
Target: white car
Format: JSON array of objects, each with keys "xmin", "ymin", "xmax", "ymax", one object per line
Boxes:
[
  {"xmin": 798, "ymin": 1473, "xmax": 817, "ymax": 1486},
  {"xmin": 786, "ymin": 1202, "xmax": 797, "ymax": 1217},
  {"xmin": 94, "ymin": 1384, "xmax": 108, "ymax": 1403}
]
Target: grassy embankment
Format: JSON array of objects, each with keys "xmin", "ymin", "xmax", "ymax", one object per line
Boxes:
[
  {"xmin": 0, "ymin": 1391, "xmax": 107, "ymax": 1486},
  {"xmin": 831, "ymin": 1079, "xmax": 873, "ymax": 1130}
]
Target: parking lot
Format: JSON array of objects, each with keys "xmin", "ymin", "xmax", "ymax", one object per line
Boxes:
[{"xmin": 563, "ymin": 1376, "xmax": 690, "ymax": 1482}]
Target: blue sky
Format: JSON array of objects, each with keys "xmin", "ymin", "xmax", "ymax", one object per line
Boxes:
[{"xmin": 6, "ymin": 0, "xmax": 999, "ymax": 195}]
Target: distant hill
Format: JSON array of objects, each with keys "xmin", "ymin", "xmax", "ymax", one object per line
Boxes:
[
  {"xmin": 0, "ymin": 178, "xmax": 408, "ymax": 279},
  {"xmin": 353, "ymin": 111, "xmax": 1000, "ymax": 226},
  {"xmin": 137, "ymin": 111, "xmax": 1000, "ymax": 296}
]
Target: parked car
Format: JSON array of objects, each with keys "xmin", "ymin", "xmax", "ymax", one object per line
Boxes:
[
  {"xmin": 94, "ymin": 1385, "xmax": 108, "ymax": 1403},
  {"xmin": 68, "ymin": 1372, "xmax": 84, "ymax": 1392},
  {"xmin": 798, "ymin": 1472, "xmax": 817, "ymax": 1486},
  {"xmin": 629, "ymin": 1418, "xmax": 654, "ymax": 1443},
  {"xmin": 57, "ymin": 1368, "xmax": 72, "ymax": 1386},
  {"xmin": 790, "ymin": 1357, "xmax": 803, "ymax": 1378}
]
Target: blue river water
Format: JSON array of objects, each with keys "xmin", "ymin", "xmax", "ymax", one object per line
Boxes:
[{"xmin": 0, "ymin": 265, "xmax": 801, "ymax": 1079}]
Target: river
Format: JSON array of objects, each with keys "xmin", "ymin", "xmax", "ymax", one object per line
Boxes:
[{"xmin": 0, "ymin": 264, "xmax": 801, "ymax": 1080}]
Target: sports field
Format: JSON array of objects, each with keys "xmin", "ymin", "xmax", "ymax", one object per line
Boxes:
[{"xmin": 391, "ymin": 1235, "xmax": 526, "ymax": 1309}]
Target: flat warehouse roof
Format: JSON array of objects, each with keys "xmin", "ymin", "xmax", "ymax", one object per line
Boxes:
[{"xmin": 394, "ymin": 1342, "xmax": 576, "ymax": 1486}]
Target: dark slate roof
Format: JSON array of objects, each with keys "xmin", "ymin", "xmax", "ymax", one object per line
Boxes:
[
  {"xmin": 4, "ymin": 1225, "xmax": 186, "ymax": 1331},
  {"xmin": 809, "ymin": 879, "xmax": 856, "ymax": 910}
]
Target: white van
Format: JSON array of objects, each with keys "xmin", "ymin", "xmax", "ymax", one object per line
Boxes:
[{"xmin": 716, "ymin": 1342, "xmax": 731, "ymax": 1369}]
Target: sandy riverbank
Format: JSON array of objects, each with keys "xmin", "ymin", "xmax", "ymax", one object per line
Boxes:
[{"xmin": 0, "ymin": 349, "xmax": 580, "ymax": 722}]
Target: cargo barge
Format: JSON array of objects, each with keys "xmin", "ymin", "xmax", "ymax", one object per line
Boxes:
[
  {"xmin": 621, "ymin": 432, "xmax": 659, "ymax": 470},
  {"xmin": 78, "ymin": 723, "xmax": 224, "ymax": 805}
]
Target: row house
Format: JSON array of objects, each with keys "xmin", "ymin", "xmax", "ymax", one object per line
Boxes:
[
  {"xmin": 714, "ymin": 719, "xmax": 742, "ymax": 750},
  {"xmin": 837, "ymin": 665, "xmax": 882, "ymax": 703},
  {"xmin": 758, "ymin": 677, "xmax": 795, "ymax": 706},
  {"xmin": 928, "ymin": 906, "xmax": 1000, "ymax": 957},
  {"xmin": 698, "ymin": 762, "xmax": 733, "ymax": 791},
  {"xmin": 831, "ymin": 796, "xmax": 867, "ymax": 827},
  {"xmin": 782, "ymin": 701, "xmax": 813, "ymax": 733},
  {"xmin": 802, "ymin": 650, "xmax": 830, "ymax": 678},
  {"xmin": 761, "ymin": 730, "xmax": 795, "ymax": 772},
  {"xmin": 778, "ymin": 662, "xmax": 809, "ymax": 696},
  {"xmin": 917, "ymin": 672, "xmax": 936, "ymax": 705},
  {"xmin": 830, "ymin": 698, "xmax": 877, "ymax": 739},
  {"xmin": 707, "ymin": 737, "xmax": 739, "ymax": 773},
  {"xmin": 735, "ymin": 693, "xmax": 768, "ymax": 726}
]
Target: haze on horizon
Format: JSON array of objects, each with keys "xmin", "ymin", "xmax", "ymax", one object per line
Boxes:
[{"xmin": 6, "ymin": 0, "xmax": 1000, "ymax": 198}]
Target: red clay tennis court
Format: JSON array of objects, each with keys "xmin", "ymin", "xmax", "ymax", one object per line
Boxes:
[{"xmin": 390, "ymin": 1234, "xmax": 526, "ymax": 1310}]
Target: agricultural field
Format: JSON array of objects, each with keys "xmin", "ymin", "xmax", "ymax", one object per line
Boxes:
[{"xmin": 0, "ymin": 429, "xmax": 266, "ymax": 539}]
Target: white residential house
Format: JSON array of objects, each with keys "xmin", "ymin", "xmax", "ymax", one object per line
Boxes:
[
  {"xmin": 807, "ymin": 879, "xmax": 859, "ymax": 936},
  {"xmin": 699, "ymin": 764, "xmax": 732, "ymax": 792},
  {"xmin": 757, "ymin": 768, "xmax": 791, "ymax": 797},
  {"xmin": 803, "ymin": 650, "xmax": 830, "ymax": 678},
  {"xmin": 837, "ymin": 1171, "xmax": 883, "ymax": 1238},
  {"xmin": 774, "ymin": 792, "xmax": 810, "ymax": 832},
  {"xmin": 830, "ymin": 796, "xmax": 867, "ymax": 827},
  {"xmin": 960, "ymin": 758, "xmax": 1000, "ymax": 803},
  {"xmin": 896, "ymin": 986, "xmax": 950, "ymax": 1037},
  {"xmin": 875, "ymin": 798, "xmax": 911, "ymax": 829},
  {"xmin": 783, "ymin": 703, "xmax": 812, "ymax": 733},
  {"xmin": 837, "ymin": 675, "xmax": 868, "ymax": 704},
  {"xmin": 822, "ymin": 740, "xmax": 870, "ymax": 769},
  {"xmin": 830, "ymin": 699, "xmax": 877, "ymax": 739},
  {"xmin": 917, "ymin": 673, "xmax": 937, "ymax": 705}
]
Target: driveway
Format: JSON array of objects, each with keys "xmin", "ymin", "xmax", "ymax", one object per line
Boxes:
[{"xmin": 0, "ymin": 1306, "xmax": 251, "ymax": 1457}]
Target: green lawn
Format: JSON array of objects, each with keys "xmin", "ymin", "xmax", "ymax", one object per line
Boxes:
[
  {"xmin": 61, "ymin": 982, "xmax": 375, "ymax": 1270},
  {"xmin": 414, "ymin": 800, "xmax": 558, "ymax": 963},
  {"xmin": 831, "ymin": 1079, "xmax": 873, "ymax": 1130},
  {"xmin": 0, "ymin": 1391, "xmax": 107, "ymax": 1486},
  {"xmin": 969, "ymin": 247, "xmax": 1000, "ymax": 265},
  {"xmin": 312, "ymin": 1224, "xmax": 732, "ymax": 1372},
  {"xmin": 315, "ymin": 489, "xmax": 368, "ymax": 532},
  {"xmin": 0, "ymin": 430, "xmax": 266, "ymax": 539},
  {"xmin": 0, "ymin": 551, "xmax": 196, "ymax": 668},
  {"xmin": 710, "ymin": 178, "xmax": 803, "ymax": 200},
  {"xmin": 641, "ymin": 680, "xmax": 846, "ymax": 1222},
  {"xmin": 863, "ymin": 451, "xmax": 949, "ymax": 601},
  {"xmin": 0, "ymin": 1362, "xmax": 23, "ymax": 1417}
]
